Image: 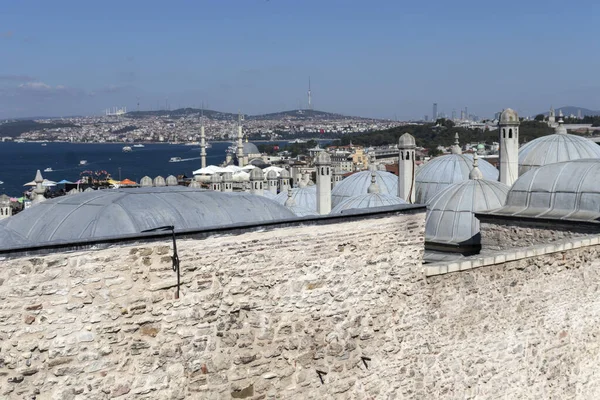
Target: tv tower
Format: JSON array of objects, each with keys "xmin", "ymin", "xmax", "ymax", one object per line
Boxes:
[{"xmin": 307, "ymin": 77, "xmax": 312, "ymax": 110}]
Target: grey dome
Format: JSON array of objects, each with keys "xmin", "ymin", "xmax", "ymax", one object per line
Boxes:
[
  {"xmin": 140, "ymin": 176, "xmax": 153, "ymax": 187},
  {"xmin": 266, "ymin": 170, "xmax": 278, "ymax": 179},
  {"xmin": 425, "ymin": 179, "xmax": 509, "ymax": 246},
  {"xmin": 210, "ymin": 173, "xmax": 221, "ymax": 183},
  {"xmin": 166, "ymin": 175, "xmax": 178, "ymax": 186},
  {"xmin": 153, "ymin": 176, "xmax": 166, "ymax": 187},
  {"xmin": 222, "ymin": 172, "xmax": 233, "ymax": 182},
  {"xmin": 250, "ymin": 168, "xmax": 264, "ymax": 181},
  {"xmin": 274, "ymin": 186, "xmax": 317, "ymax": 212},
  {"xmin": 484, "ymin": 159, "xmax": 600, "ymax": 221},
  {"xmin": 331, "ymin": 193, "xmax": 407, "ymax": 214},
  {"xmin": 279, "ymin": 169, "xmax": 290, "ymax": 178},
  {"xmin": 415, "ymin": 154, "xmax": 499, "ymax": 204},
  {"xmin": 398, "ymin": 132, "xmax": 416, "ymax": 148},
  {"xmin": 499, "ymin": 108, "xmax": 519, "ymax": 124},
  {"xmin": 0, "ymin": 187, "xmax": 295, "ymax": 250},
  {"xmin": 315, "ymin": 152, "xmax": 331, "ymax": 165},
  {"xmin": 286, "ymin": 205, "xmax": 319, "ymax": 217},
  {"xmin": 259, "ymin": 190, "xmax": 278, "ymax": 200},
  {"xmin": 518, "ymin": 132, "xmax": 600, "ymax": 175},
  {"xmin": 243, "ymin": 142, "xmax": 260, "ymax": 155},
  {"xmin": 331, "ymin": 171, "xmax": 398, "ymax": 207}
]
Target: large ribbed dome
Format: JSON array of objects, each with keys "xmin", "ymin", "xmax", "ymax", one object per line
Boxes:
[
  {"xmin": 331, "ymin": 193, "xmax": 407, "ymax": 214},
  {"xmin": 331, "ymin": 171, "xmax": 398, "ymax": 206},
  {"xmin": 243, "ymin": 142, "xmax": 260, "ymax": 155},
  {"xmin": 425, "ymin": 179, "xmax": 509, "ymax": 247},
  {"xmin": 518, "ymin": 130, "xmax": 600, "ymax": 175},
  {"xmin": 483, "ymin": 159, "xmax": 600, "ymax": 221},
  {"xmin": 0, "ymin": 187, "xmax": 295, "ymax": 250},
  {"xmin": 274, "ymin": 186, "xmax": 317, "ymax": 212},
  {"xmin": 415, "ymin": 154, "xmax": 499, "ymax": 204}
]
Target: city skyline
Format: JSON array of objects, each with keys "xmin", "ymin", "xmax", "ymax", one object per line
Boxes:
[{"xmin": 1, "ymin": 0, "xmax": 599, "ymax": 120}]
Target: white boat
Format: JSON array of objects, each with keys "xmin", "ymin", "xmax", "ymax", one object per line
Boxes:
[
  {"xmin": 44, "ymin": 167, "xmax": 53, "ymax": 172},
  {"xmin": 41, "ymin": 143, "xmax": 47, "ymax": 146},
  {"xmin": 122, "ymin": 146, "xmax": 132, "ymax": 152},
  {"xmin": 133, "ymin": 144, "xmax": 145, "ymax": 148},
  {"xmin": 169, "ymin": 157, "xmax": 183, "ymax": 163},
  {"xmin": 79, "ymin": 160, "xmax": 88, "ymax": 166},
  {"xmin": 0, "ymin": 181, "xmax": 3, "ymax": 185},
  {"xmin": 288, "ymin": 139, "xmax": 307, "ymax": 144}
]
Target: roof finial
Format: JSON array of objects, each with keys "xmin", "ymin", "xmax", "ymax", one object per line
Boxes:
[
  {"xmin": 454, "ymin": 132, "xmax": 460, "ymax": 146},
  {"xmin": 469, "ymin": 153, "xmax": 483, "ymax": 180},
  {"xmin": 556, "ymin": 117, "xmax": 567, "ymax": 134},
  {"xmin": 367, "ymin": 172, "xmax": 380, "ymax": 194},
  {"xmin": 368, "ymin": 153, "xmax": 377, "ymax": 171},
  {"xmin": 284, "ymin": 187, "xmax": 295, "ymax": 206},
  {"xmin": 451, "ymin": 132, "xmax": 462, "ymax": 154}
]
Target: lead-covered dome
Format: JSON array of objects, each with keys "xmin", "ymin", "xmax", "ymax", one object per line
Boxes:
[
  {"xmin": 243, "ymin": 142, "xmax": 260, "ymax": 155},
  {"xmin": 415, "ymin": 154, "xmax": 499, "ymax": 204},
  {"xmin": 331, "ymin": 171, "xmax": 398, "ymax": 206},
  {"xmin": 274, "ymin": 186, "xmax": 317, "ymax": 212},
  {"xmin": 331, "ymin": 193, "xmax": 406, "ymax": 214},
  {"xmin": 425, "ymin": 179, "xmax": 509, "ymax": 247},
  {"xmin": 500, "ymin": 108, "xmax": 519, "ymax": 124},
  {"xmin": 0, "ymin": 187, "xmax": 295, "ymax": 250},
  {"xmin": 483, "ymin": 159, "xmax": 600, "ymax": 221},
  {"xmin": 518, "ymin": 124, "xmax": 600, "ymax": 175}
]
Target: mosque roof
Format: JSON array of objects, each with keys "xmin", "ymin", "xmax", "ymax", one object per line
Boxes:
[
  {"xmin": 0, "ymin": 187, "xmax": 295, "ymax": 250},
  {"xmin": 481, "ymin": 159, "xmax": 600, "ymax": 221},
  {"xmin": 518, "ymin": 126, "xmax": 600, "ymax": 175},
  {"xmin": 331, "ymin": 193, "xmax": 407, "ymax": 214},
  {"xmin": 331, "ymin": 170, "xmax": 398, "ymax": 207},
  {"xmin": 274, "ymin": 186, "xmax": 317, "ymax": 212},
  {"xmin": 425, "ymin": 178, "xmax": 509, "ymax": 246},
  {"xmin": 242, "ymin": 142, "xmax": 260, "ymax": 156},
  {"xmin": 415, "ymin": 154, "xmax": 499, "ymax": 204}
]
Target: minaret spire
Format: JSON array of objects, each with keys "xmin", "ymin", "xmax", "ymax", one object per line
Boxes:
[
  {"xmin": 200, "ymin": 104, "xmax": 207, "ymax": 169},
  {"xmin": 236, "ymin": 111, "xmax": 244, "ymax": 167}
]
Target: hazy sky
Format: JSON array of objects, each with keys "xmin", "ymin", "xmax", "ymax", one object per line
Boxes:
[{"xmin": 1, "ymin": 0, "xmax": 599, "ymax": 119}]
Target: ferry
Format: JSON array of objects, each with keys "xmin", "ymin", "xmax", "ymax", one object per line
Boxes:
[
  {"xmin": 122, "ymin": 146, "xmax": 132, "ymax": 153},
  {"xmin": 41, "ymin": 143, "xmax": 47, "ymax": 147},
  {"xmin": 79, "ymin": 160, "xmax": 88, "ymax": 166},
  {"xmin": 0, "ymin": 181, "xmax": 3, "ymax": 185},
  {"xmin": 288, "ymin": 138, "xmax": 307, "ymax": 144},
  {"xmin": 133, "ymin": 144, "xmax": 145, "ymax": 148},
  {"xmin": 44, "ymin": 167, "xmax": 53, "ymax": 172},
  {"xmin": 169, "ymin": 157, "xmax": 182, "ymax": 163}
]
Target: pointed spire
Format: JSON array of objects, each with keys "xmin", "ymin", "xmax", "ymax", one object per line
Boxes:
[
  {"xmin": 469, "ymin": 153, "xmax": 483, "ymax": 180},
  {"xmin": 367, "ymin": 172, "xmax": 380, "ymax": 194},
  {"xmin": 556, "ymin": 117, "xmax": 567, "ymax": 134},
  {"xmin": 284, "ymin": 187, "xmax": 295, "ymax": 207},
  {"xmin": 368, "ymin": 153, "xmax": 377, "ymax": 171},
  {"xmin": 454, "ymin": 132, "xmax": 459, "ymax": 146},
  {"xmin": 451, "ymin": 133, "xmax": 462, "ymax": 154},
  {"xmin": 34, "ymin": 169, "xmax": 43, "ymax": 183}
]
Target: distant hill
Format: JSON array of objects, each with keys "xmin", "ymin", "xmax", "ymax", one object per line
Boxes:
[
  {"xmin": 0, "ymin": 120, "xmax": 79, "ymax": 138},
  {"xmin": 127, "ymin": 108, "xmax": 369, "ymax": 121},
  {"xmin": 540, "ymin": 106, "xmax": 600, "ymax": 117}
]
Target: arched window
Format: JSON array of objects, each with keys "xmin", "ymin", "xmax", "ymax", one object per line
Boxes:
[
  {"xmin": 502, "ymin": 128, "xmax": 506, "ymax": 138},
  {"xmin": 509, "ymin": 129, "xmax": 513, "ymax": 138},
  {"xmin": 406, "ymin": 151, "xmax": 410, "ymax": 160},
  {"xmin": 326, "ymin": 167, "xmax": 330, "ymax": 175}
]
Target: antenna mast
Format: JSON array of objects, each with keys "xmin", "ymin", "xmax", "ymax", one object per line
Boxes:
[{"xmin": 307, "ymin": 77, "xmax": 312, "ymax": 110}]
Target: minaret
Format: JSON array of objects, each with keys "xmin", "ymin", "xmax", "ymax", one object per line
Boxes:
[
  {"xmin": 221, "ymin": 172, "xmax": 233, "ymax": 192},
  {"xmin": 200, "ymin": 111, "xmax": 207, "ymax": 169},
  {"xmin": 249, "ymin": 168, "xmax": 264, "ymax": 196},
  {"xmin": 266, "ymin": 170, "xmax": 278, "ymax": 194},
  {"xmin": 236, "ymin": 112, "xmax": 245, "ymax": 167},
  {"xmin": 279, "ymin": 169, "xmax": 290, "ymax": 194},
  {"xmin": 314, "ymin": 152, "xmax": 332, "ymax": 214},
  {"xmin": 210, "ymin": 173, "xmax": 221, "ymax": 191},
  {"xmin": 498, "ymin": 108, "xmax": 520, "ymax": 186},
  {"xmin": 307, "ymin": 77, "xmax": 312, "ymax": 110},
  {"xmin": 398, "ymin": 132, "xmax": 416, "ymax": 203},
  {"xmin": 32, "ymin": 170, "xmax": 46, "ymax": 204},
  {"xmin": 548, "ymin": 106, "xmax": 556, "ymax": 125}
]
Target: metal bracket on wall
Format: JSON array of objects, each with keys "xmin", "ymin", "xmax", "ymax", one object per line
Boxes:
[{"xmin": 142, "ymin": 225, "xmax": 181, "ymax": 298}]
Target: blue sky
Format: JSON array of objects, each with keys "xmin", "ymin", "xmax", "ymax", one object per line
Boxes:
[{"xmin": 1, "ymin": 0, "xmax": 598, "ymax": 119}]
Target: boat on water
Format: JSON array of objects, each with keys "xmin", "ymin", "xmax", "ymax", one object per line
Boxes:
[
  {"xmin": 133, "ymin": 144, "xmax": 145, "ymax": 148},
  {"xmin": 0, "ymin": 181, "xmax": 3, "ymax": 185},
  {"xmin": 122, "ymin": 146, "xmax": 132, "ymax": 153},
  {"xmin": 169, "ymin": 157, "xmax": 183, "ymax": 163},
  {"xmin": 79, "ymin": 160, "xmax": 88, "ymax": 166},
  {"xmin": 41, "ymin": 143, "xmax": 47, "ymax": 146},
  {"xmin": 44, "ymin": 167, "xmax": 53, "ymax": 172},
  {"xmin": 288, "ymin": 139, "xmax": 307, "ymax": 144}
]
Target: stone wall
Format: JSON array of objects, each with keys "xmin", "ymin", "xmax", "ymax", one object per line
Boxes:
[
  {"xmin": 479, "ymin": 217, "xmax": 599, "ymax": 251},
  {"xmin": 2, "ymin": 209, "xmax": 600, "ymax": 399}
]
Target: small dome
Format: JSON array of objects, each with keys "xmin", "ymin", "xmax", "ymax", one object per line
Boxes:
[
  {"xmin": 331, "ymin": 193, "xmax": 407, "ymax": 214},
  {"xmin": 485, "ymin": 159, "xmax": 600, "ymax": 221},
  {"xmin": 279, "ymin": 169, "xmax": 290, "ymax": 178},
  {"xmin": 222, "ymin": 172, "xmax": 233, "ymax": 182},
  {"xmin": 153, "ymin": 176, "xmax": 166, "ymax": 187},
  {"xmin": 242, "ymin": 142, "xmax": 260, "ymax": 156},
  {"xmin": 210, "ymin": 174, "xmax": 221, "ymax": 183},
  {"xmin": 426, "ymin": 179, "xmax": 509, "ymax": 246},
  {"xmin": 314, "ymin": 152, "xmax": 331, "ymax": 165},
  {"xmin": 274, "ymin": 186, "xmax": 317, "ymax": 212},
  {"xmin": 84, "ymin": 187, "xmax": 94, "ymax": 192},
  {"xmin": 331, "ymin": 171, "xmax": 398, "ymax": 207},
  {"xmin": 518, "ymin": 128, "xmax": 600, "ymax": 175},
  {"xmin": 415, "ymin": 154, "xmax": 499, "ymax": 204},
  {"xmin": 188, "ymin": 180, "xmax": 202, "ymax": 188},
  {"xmin": 499, "ymin": 108, "xmax": 519, "ymax": 124},
  {"xmin": 249, "ymin": 168, "xmax": 264, "ymax": 181},
  {"xmin": 398, "ymin": 133, "xmax": 416, "ymax": 148},
  {"xmin": 266, "ymin": 170, "xmax": 278, "ymax": 179},
  {"xmin": 166, "ymin": 175, "xmax": 178, "ymax": 186},
  {"xmin": 140, "ymin": 176, "xmax": 153, "ymax": 187}
]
